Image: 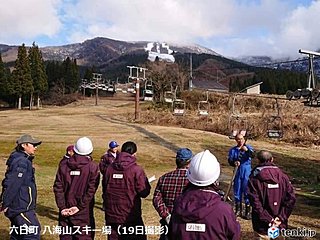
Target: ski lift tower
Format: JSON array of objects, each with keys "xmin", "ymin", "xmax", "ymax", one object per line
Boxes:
[
  {"xmin": 287, "ymin": 49, "xmax": 320, "ymax": 106},
  {"xmin": 127, "ymin": 66, "xmax": 147, "ymax": 120},
  {"xmin": 93, "ymin": 73, "xmax": 102, "ymax": 106},
  {"xmin": 299, "ymin": 49, "xmax": 318, "ymax": 90}
]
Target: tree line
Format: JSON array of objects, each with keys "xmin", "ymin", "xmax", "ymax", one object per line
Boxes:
[
  {"xmin": 0, "ymin": 43, "xmax": 80, "ymax": 108},
  {"xmin": 229, "ymin": 67, "xmax": 310, "ymax": 94},
  {"xmin": 0, "ymin": 45, "xmax": 314, "ymax": 108}
]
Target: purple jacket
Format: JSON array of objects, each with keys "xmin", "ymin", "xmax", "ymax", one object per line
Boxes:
[
  {"xmin": 169, "ymin": 186, "xmax": 240, "ymax": 240},
  {"xmin": 99, "ymin": 150, "xmax": 118, "ymax": 174},
  {"xmin": 247, "ymin": 162, "xmax": 296, "ymax": 234},
  {"xmin": 53, "ymin": 154, "xmax": 100, "ymax": 211},
  {"xmin": 102, "ymin": 152, "xmax": 151, "ymax": 224}
]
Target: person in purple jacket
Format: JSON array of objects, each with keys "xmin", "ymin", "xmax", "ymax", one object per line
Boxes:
[
  {"xmin": 102, "ymin": 141, "xmax": 151, "ymax": 240},
  {"xmin": 247, "ymin": 150, "xmax": 296, "ymax": 239},
  {"xmin": 58, "ymin": 145, "xmax": 74, "ymax": 167},
  {"xmin": 99, "ymin": 140, "xmax": 119, "ymax": 174},
  {"xmin": 169, "ymin": 150, "xmax": 241, "ymax": 240},
  {"xmin": 53, "ymin": 137, "xmax": 100, "ymax": 240}
]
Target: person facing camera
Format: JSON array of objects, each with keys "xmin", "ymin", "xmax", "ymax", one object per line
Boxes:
[
  {"xmin": 169, "ymin": 150, "xmax": 240, "ymax": 240},
  {"xmin": 0, "ymin": 134, "xmax": 42, "ymax": 240}
]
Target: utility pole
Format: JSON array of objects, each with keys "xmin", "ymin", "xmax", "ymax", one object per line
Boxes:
[
  {"xmin": 81, "ymin": 79, "xmax": 87, "ymax": 96},
  {"xmin": 127, "ymin": 66, "xmax": 147, "ymax": 121},
  {"xmin": 189, "ymin": 53, "xmax": 193, "ymax": 91},
  {"xmin": 93, "ymin": 73, "xmax": 102, "ymax": 106}
]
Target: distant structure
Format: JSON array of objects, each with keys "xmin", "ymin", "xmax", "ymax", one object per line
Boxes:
[
  {"xmin": 285, "ymin": 49, "xmax": 320, "ymax": 107},
  {"xmin": 145, "ymin": 42, "xmax": 175, "ymax": 63},
  {"xmin": 191, "ymin": 79, "xmax": 228, "ymax": 92},
  {"xmin": 243, "ymin": 82, "xmax": 263, "ymax": 94}
]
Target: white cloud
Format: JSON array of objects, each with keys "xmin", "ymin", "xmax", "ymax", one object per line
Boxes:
[
  {"xmin": 211, "ymin": 0, "xmax": 320, "ymax": 58},
  {"xmin": 0, "ymin": 0, "xmax": 62, "ymax": 45},
  {"xmin": 63, "ymin": 0, "xmax": 235, "ymax": 44},
  {"xmin": 276, "ymin": 1, "xmax": 320, "ymax": 58},
  {"xmin": 1, "ymin": 0, "xmax": 319, "ymax": 58}
]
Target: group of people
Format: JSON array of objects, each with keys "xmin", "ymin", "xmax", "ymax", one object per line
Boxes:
[{"xmin": 0, "ymin": 133, "xmax": 296, "ymax": 240}]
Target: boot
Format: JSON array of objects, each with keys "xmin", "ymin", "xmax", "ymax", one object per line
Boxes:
[
  {"xmin": 243, "ymin": 204, "xmax": 251, "ymax": 220},
  {"xmin": 235, "ymin": 203, "xmax": 242, "ymax": 217}
]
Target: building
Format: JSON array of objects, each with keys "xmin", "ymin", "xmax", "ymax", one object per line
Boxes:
[
  {"xmin": 243, "ymin": 82, "xmax": 263, "ymax": 94},
  {"xmin": 191, "ymin": 79, "xmax": 229, "ymax": 92}
]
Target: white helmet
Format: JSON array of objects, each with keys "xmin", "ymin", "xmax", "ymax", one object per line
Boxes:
[
  {"xmin": 74, "ymin": 137, "xmax": 93, "ymax": 155},
  {"xmin": 187, "ymin": 150, "xmax": 220, "ymax": 186}
]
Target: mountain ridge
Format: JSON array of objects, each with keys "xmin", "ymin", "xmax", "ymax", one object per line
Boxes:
[{"xmin": 0, "ymin": 37, "xmax": 219, "ymax": 66}]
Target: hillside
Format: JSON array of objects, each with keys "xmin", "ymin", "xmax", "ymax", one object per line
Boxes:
[
  {"xmin": 0, "ymin": 37, "xmax": 219, "ymax": 66},
  {"xmin": 0, "ymin": 37, "xmax": 313, "ymax": 97}
]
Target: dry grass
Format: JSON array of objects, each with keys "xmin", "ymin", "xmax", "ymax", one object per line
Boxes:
[
  {"xmin": 139, "ymin": 91, "xmax": 320, "ymax": 147},
  {"xmin": 0, "ymin": 97, "xmax": 319, "ymax": 240}
]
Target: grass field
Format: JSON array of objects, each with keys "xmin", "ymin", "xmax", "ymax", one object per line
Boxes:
[{"xmin": 0, "ymin": 98, "xmax": 319, "ymax": 240}]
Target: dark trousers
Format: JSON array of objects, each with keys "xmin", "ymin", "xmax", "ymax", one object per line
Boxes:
[
  {"xmin": 159, "ymin": 219, "xmax": 169, "ymax": 240},
  {"xmin": 9, "ymin": 210, "xmax": 41, "ymax": 240}
]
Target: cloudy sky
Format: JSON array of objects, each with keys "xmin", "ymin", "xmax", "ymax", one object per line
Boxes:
[{"xmin": 0, "ymin": 0, "xmax": 319, "ymax": 59}]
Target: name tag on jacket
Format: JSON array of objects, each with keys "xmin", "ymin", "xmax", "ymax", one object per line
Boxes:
[
  {"xmin": 113, "ymin": 174, "xmax": 123, "ymax": 179},
  {"xmin": 267, "ymin": 183, "xmax": 279, "ymax": 189},
  {"xmin": 70, "ymin": 171, "xmax": 80, "ymax": 176},
  {"xmin": 186, "ymin": 223, "xmax": 206, "ymax": 232}
]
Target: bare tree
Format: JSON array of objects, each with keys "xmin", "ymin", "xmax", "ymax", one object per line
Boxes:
[{"xmin": 146, "ymin": 61, "xmax": 188, "ymax": 102}]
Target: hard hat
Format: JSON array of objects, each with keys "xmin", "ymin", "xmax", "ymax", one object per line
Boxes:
[
  {"xmin": 109, "ymin": 141, "xmax": 119, "ymax": 149},
  {"xmin": 74, "ymin": 137, "xmax": 93, "ymax": 155},
  {"xmin": 176, "ymin": 148, "xmax": 193, "ymax": 161},
  {"xmin": 187, "ymin": 150, "xmax": 220, "ymax": 186}
]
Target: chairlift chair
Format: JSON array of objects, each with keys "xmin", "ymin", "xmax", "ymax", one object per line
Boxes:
[
  {"xmin": 143, "ymin": 80, "xmax": 154, "ymax": 101},
  {"xmin": 198, "ymin": 91, "xmax": 210, "ymax": 116},
  {"xmin": 173, "ymin": 99, "xmax": 186, "ymax": 116},
  {"xmin": 266, "ymin": 116, "xmax": 283, "ymax": 138},
  {"xmin": 164, "ymin": 91, "xmax": 174, "ymax": 103},
  {"xmin": 127, "ymin": 83, "xmax": 135, "ymax": 93},
  {"xmin": 143, "ymin": 90, "xmax": 153, "ymax": 101},
  {"xmin": 198, "ymin": 101, "xmax": 210, "ymax": 116},
  {"xmin": 266, "ymin": 98, "xmax": 283, "ymax": 139},
  {"xmin": 107, "ymin": 85, "xmax": 115, "ymax": 92},
  {"xmin": 228, "ymin": 94, "xmax": 248, "ymax": 139},
  {"xmin": 228, "ymin": 114, "xmax": 248, "ymax": 139}
]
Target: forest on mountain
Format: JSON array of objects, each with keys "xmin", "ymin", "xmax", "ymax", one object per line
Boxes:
[{"xmin": 0, "ymin": 43, "xmax": 312, "ymax": 108}]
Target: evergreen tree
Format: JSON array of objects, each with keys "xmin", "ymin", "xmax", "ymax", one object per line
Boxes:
[
  {"xmin": 46, "ymin": 60, "xmax": 63, "ymax": 90},
  {"xmin": 0, "ymin": 54, "xmax": 15, "ymax": 103},
  {"xmin": 29, "ymin": 42, "xmax": 48, "ymax": 109},
  {"xmin": 12, "ymin": 44, "xmax": 33, "ymax": 109},
  {"xmin": 83, "ymin": 66, "xmax": 95, "ymax": 82},
  {"xmin": 0, "ymin": 53, "xmax": 8, "ymax": 100},
  {"xmin": 61, "ymin": 57, "xmax": 80, "ymax": 94},
  {"xmin": 70, "ymin": 58, "xmax": 80, "ymax": 92}
]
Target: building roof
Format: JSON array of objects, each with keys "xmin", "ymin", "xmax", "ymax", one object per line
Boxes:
[
  {"xmin": 192, "ymin": 79, "xmax": 229, "ymax": 92},
  {"xmin": 244, "ymin": 81, "xmax": 263, "ymax": 90}
]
